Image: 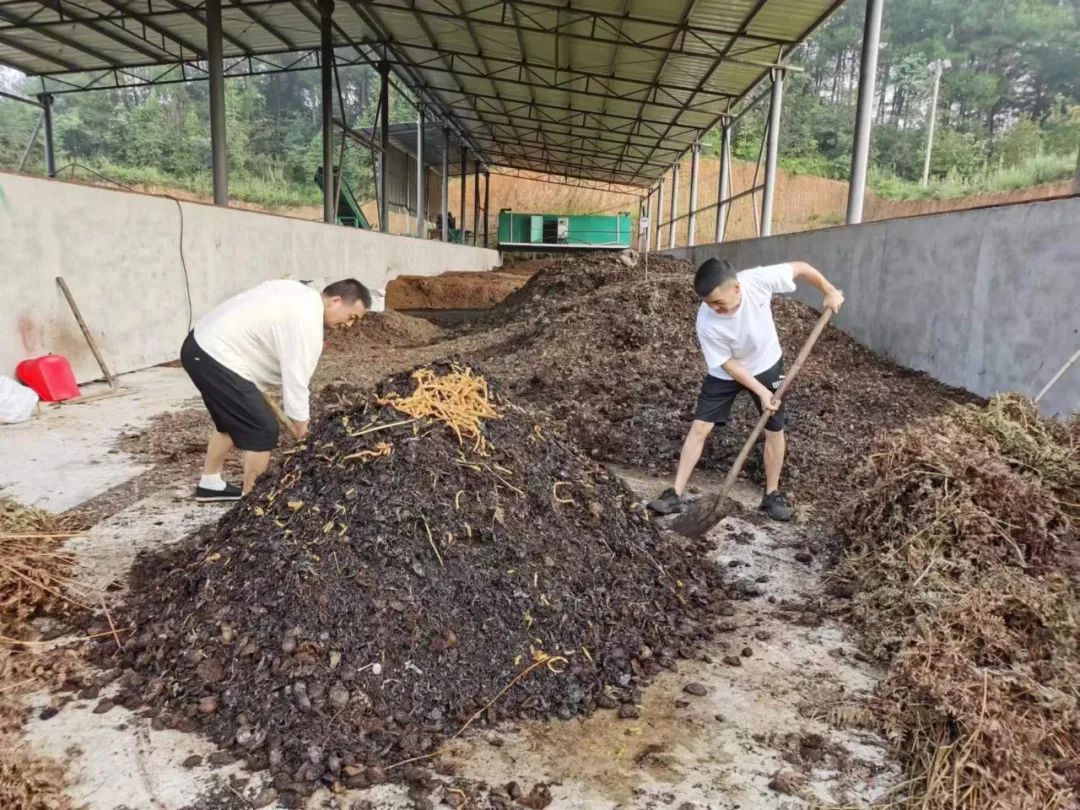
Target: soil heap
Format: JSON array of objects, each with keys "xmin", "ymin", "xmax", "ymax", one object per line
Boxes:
[
  {"xmin": 324, "ymin": 310, "xmax": 443, "ymax": 353},
  {"xmin": 474, "ymin": 253, "xmax": 975, "ymax": 510},
  {"xmin": 103, "ymin": 364, "xmax": 724, "ymax": 794},
  {"xmin": 833, "ymin": 395, "xmax": 1079, "ymax": 808}
]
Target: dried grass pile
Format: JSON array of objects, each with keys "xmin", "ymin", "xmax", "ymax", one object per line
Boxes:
[
  {"xmin": 0, "ymin": 496, "xmax": 84, "ymax": 810},
  {"xmin": 834, "ymin": 395, "xmax": 1079, "ymax": 809}
]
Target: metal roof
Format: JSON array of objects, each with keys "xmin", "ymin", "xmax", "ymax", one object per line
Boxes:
[
  {"xmin": 0, "ymin": 0, "xmax": 845, "ymax": 186},
  {"xmin": 387, "ymin": 122, "xmax": 465, "ymax": 175}
]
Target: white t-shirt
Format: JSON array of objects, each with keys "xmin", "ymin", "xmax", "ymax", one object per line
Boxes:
[
  {"xmin": 696, "ymin": 263, "xmax": 796, "ymax": 380},
  {"xmin": 194, "ymin": 280, "xmax": 324, "ymax": 422}
]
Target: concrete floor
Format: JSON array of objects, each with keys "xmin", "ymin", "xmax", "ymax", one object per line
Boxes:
[
  {"xmin": 0, "ymin": 367, "xmax": 200, "ymax": 512},
  {"xmin": 12, "ymin": 374, "xmax": 901, "ymax": 809}
]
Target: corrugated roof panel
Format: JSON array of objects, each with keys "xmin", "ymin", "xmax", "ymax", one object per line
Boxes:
[
  {"xmin": 749, "ymin": 0, "xmax": 832, "ymax": 40},
  {"xmin": 691, "ymin": 0, "xmax": 765, "ymax": 30},
  {"xmin": 0, "ymin": 0, "xmax": 847, "ymax": 185}
]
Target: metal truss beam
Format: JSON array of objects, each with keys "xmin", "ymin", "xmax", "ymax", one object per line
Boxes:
[
  {"xmin": 341, "ymin": 0, "xmax": 485, "ymax": 164},
  {"xmin": 0, "ymin": 29, "xmax": 82, "ymax": 71},
  {"xmin": 466, "ymin": 132, "xmax": 670, "ymax": 172},
  {"xmin": 395, "ymin": 52, "xmax": 733, "ymax": 116},
  {"xmin": 95, "ymin": 0, "xmax": 204, "ymax": 56},
  {"xmin": 0, "ymin": 6, "xmax": 120, "ymax": 66},
  {"xmin": 449, "ymin": 109, "xmax": 685, "ymax": 159},
  {"xmin": 234, "ymin": 1, "xmax": 297, "ymax": 50},
  {"xmin": 380, "ymin": 36, "xmax": 732, "ymax": 107},
  {"xmin": 36, "ymin": 50, "xmax": 319, "ymax": 93},
  {"xmin": 481, "ymin": 146, "xmax": 646, "ymax": 181},
  {"xmin": 430, "ymin": 85, "xmax": 708, "ymax": 136},
  {"xmin": 363, "ymin": 1, "xmax": 793, "ymax": 57},
  {"xmin": 32, "ymin": 0, "xmax": 182, "ymax": 63},
  {"xmin": 490, "ymin": 166, "xmax": 644, "ymax": 195}
]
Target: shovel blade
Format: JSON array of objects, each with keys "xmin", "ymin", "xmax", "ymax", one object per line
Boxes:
[{"xmin": 668, "ymin": 493, "xmax": 739, "ymax": 538}]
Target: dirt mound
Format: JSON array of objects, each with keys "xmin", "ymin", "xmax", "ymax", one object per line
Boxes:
[
  {"xmin": 326, "ymin": 310, "xmax": 443, "ymax": 353},
  {"xmin": 484, "ymin": 253, "xmax": 684, "ymax": 325},
  {"xmin": 833, "ymin": 396, "xmax": 1080, "ymax": 808},
  {"xmin": 386, "ymin": 270, "xmax": 530, "ymax": 310},
  {"xmin": 472, "ymin": 254, "xmax": 975, "ymax": 511},
  {"xmin": 101, "ymin": 365, "xmax": 724, "ymax": 796}
]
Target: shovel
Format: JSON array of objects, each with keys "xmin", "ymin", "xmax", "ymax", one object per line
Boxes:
[{"xmin": 669, "ymin": 308, "xmax": 834, "ymax": 538}]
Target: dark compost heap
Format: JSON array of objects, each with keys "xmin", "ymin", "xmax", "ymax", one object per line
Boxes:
[
  {"xmin": 474, "ymin": 253, "xmax": 977, "ymax": 510},
  {"xmin": 100, "ymin": 364, "xmax": 724, "ymax": 792}
]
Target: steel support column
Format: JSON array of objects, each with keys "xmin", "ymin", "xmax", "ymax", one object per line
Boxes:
[
  {"xmin": 378, "ymin": 61, "xmax": 390, "ymax": 233},
  {"xmin": 459, "ymin": 145, "xmax": 467, "ymax": 244},
  {"xmin": 415, "ymin": 103, "xmax": 425, "ymax": 237},
  {"xmin": 715, "ymin": 124, "xmax": 732, "ymax": 242},
  {"xmin": 668, "ymin": 163, "xmax": 680, "ymax": 249},
  {"xmin": 441, "ymin": 126, "xmax": 450, "ymax": 241},
  {"xmin": 637, "ymin": 196, "xmax": 646, "ymax": 253},
  {"xmin": 654, "ymin": 177, "xmax": 665, "ymax": 252},
  {"xmin": 761, "ymin": 69, "xmax": 785, "ymax": 237},
  {"xmin": 847, "ymin": 0, "xmax": 884, "ymax": 224},
  {"xmin": 472, "ymin": 161, "xmax": 480, "ymax": 246},
  {"xmin": 319, "ymin": 0, "xmax": 335, "ymax": 224},
  {"xmin": 206, "ymin": 0, "xmax": 227, "ymax": 205},
  {"xmin": 483, "ymin": 171, "xmax": 490, "ymax": 247},
  {"xmin": 642, "ymin": 189, "xmax": 652, "ymax": 253},
  {"xmin": 687, "ymin": 141, "xmax": 701, "ymax": 247},
  {"xmin": 38, "ymin": 94, "xmax": 56, "ymax": 178}
]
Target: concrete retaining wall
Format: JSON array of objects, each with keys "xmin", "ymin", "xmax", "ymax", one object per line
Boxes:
[
  {"xmin": 667, "ymin": 196, "xmax": 1080, "ymax": 417},
  {"xmin": 0, "ymin": 172, "xmax": 499, "ymax": 384}
]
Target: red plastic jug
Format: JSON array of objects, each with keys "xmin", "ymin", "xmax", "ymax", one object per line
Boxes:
[{"xmin": 16, "ymin": 355, "xmax": 81, "ymax": 402}]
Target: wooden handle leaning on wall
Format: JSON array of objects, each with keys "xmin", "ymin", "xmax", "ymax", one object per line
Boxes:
[{"xmin": 56, "ymin": 276, "xmax": 118, "ymax": 388}]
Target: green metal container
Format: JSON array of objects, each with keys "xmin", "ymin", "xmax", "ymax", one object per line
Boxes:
[{"xmin": 497, "ymin": 209, "xmax": 632, "ymax": 250}]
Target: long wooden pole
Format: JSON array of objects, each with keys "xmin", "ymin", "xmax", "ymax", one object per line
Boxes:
[
  {"xmin": 1035, "ymin": 349, "xmax": 1079, "ymax": 405},
  {"xmin": 670, "ymin": 308, "xmax": 834, "ymax": 538},
  {"xmin": 55, "ymin": 277, "xmax": 117, "ymax": 388}
]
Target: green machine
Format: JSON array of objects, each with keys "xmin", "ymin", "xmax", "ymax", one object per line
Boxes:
[
  {"xmin": 497, "ymin": 209, "xmax": 632, "ymax": 250},
  {"xmin": 314, "ymin": 167, "xmax": 372, "ymax": 230}
]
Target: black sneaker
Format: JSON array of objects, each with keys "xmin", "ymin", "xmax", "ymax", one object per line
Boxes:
[
  {"xmin": 760, "ymin": 491, "xmax": 793, "ymax": 522},
  {"xmin": 195, "ymin": 482, "xmax": 242, "ymax": 502},
  {"xmin": 647, "ymin": 487, "xmax": 687, "ymax": 515}
]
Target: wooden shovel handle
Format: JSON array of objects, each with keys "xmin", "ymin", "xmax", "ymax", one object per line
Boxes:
[{"xmin": 670, "ymin": 307, "xmax": 834, "ymax": 537}]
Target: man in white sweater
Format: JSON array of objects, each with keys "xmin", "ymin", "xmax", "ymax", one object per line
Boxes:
[{"xmin": 180, "ymin": 278, "xmax": 371, "ymax": 500}]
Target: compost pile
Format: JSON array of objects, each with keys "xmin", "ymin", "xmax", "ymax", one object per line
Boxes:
[
  {"xmin": 324, "ymin": 310, "xmax": 442, "ymax": 353},
  {"xmin": 832, "ymin": 395, "xmax": 1080, "ymax": 808},
  {"xmin": 475, "ymin": 253, "xmax": 974, "ymax": 509},
  {"xmin": 102, "ymin": 364, "xmax": 724, "ymax": 795}
]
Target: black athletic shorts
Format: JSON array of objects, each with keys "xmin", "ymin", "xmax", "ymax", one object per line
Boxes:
[
  {"xmin": 180, "ymin": 332, "xmax": 279, "ymax": 452},
  {"xmin": 695, "ymin": 358, "xmax": 786, "ymax": 432}
]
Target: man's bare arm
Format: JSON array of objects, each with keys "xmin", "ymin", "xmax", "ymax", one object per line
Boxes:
[
  {"xmin": 721, "ymin": 358, "xmax": 780, "ymax": 413},
  {"xmin": 791, "ymin": 261, "xmax": 844, "ymax": 313}
]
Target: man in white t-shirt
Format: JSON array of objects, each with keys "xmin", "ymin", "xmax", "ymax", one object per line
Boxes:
[
  {"xmin": 648, "ymin": 258, "xmax": 844, "ymax": 521},
  {"xmin": 180, "ymin": 278, "xmax": 370, "ymax": 501}
]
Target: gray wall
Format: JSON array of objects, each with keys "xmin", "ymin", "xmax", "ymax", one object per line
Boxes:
[
  {"xmin": 0, "ymin": 172, "xmax": 499, "ymax": 384},
  {"xmin": 667, "ymin": 196, "xmax": 1080, "ymax": 417}
]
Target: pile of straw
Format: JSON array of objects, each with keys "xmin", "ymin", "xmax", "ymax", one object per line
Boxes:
[
  {"xmin": 0, "ymin": 496, "xmax": 86, "ymax": 810},
  {"xmin": 835, "ymin": 395, "xmax": 1079, "ymax": 808}
]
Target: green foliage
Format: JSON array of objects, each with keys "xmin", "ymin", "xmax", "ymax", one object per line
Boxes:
[{"xmin": 870, "ymin": 152, "xmax": 1076, "ymax": 201}]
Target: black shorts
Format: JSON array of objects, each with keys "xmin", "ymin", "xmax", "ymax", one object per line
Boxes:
[
  {"xmin": 695, "ymin": 358, "xmax": 786, "ymax": 432},
  {"xmin": 180, "ymin": 332, "xmax": 279, "ymax": 452}
]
